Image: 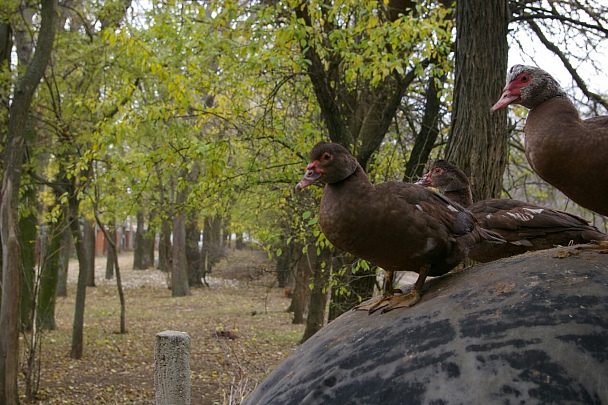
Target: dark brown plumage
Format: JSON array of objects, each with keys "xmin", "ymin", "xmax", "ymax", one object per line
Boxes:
[
  {"xmin": 418, "ymin": 160, "xmax": 607, "ymax": 262},
  {"xmin": 490, "ymin": 64, "xmax": 608, "ymax": 216},
  {"xmin": 295, "ymin": 142, "xmax": 504, "ymax": 313}
]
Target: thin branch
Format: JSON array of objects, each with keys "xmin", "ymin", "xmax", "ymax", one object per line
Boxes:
[
  {"xmin": 527, "ymin": 19, "xmax": 608, "ymax": 112},
  {"xmin": 514, "ymin": 12, "xmax": 608, "ymax": 36}
]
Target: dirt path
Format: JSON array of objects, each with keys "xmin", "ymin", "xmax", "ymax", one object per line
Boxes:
[{"xmin": 26, "ymin": 248, "xmax": 303, "ymax": 404}]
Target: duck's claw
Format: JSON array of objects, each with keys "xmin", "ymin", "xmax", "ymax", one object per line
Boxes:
[
  {"xmin": 575, "ymin": 240, "xmax": 608, "ymax": 254},
  {"xmin": 352, "ymin": 288, "xmax": 419, "ymax": 314},
  {"xmin": 352, "ymin": 295, "xmax": 391, "ymax": 314},
  {"xmin": 380, "ymin": 290, "xmax": 421, "ymax": 313}
]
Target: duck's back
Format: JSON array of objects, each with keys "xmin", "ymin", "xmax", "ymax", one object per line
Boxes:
[{"xmin": 320, "ymin": 177, "xmax": 480, "ymax": 276}]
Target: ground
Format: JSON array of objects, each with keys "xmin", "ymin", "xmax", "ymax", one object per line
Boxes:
[{"xmin": 21, "ymin": 247, "xmax": 304, "ymax": 404}]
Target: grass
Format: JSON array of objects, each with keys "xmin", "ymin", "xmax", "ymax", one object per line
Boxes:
[{"xmin": 22, "ymin": 247, "xmax": 304, "ymax": 404}]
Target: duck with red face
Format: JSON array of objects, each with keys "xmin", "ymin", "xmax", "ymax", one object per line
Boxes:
[
  {"xmin": 491, "ymin": 65, "xmax": 608, "ymax": 217},
  {"xmin": 295, "ymin": 141, "xmax": 504, "ymax": 313}
]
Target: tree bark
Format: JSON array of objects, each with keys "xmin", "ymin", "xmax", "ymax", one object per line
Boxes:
[
  {"xmin": 37, "ymin": 213, "xmax": 64, "ymax": 330},
  {"xmin": 301, "ymin": 246, "xmax": 332, "ymax": 343},
  {"xmin": 235, "ymin": 232, "xmax": 244, "ymax": 250},
  {"xmin": 291, "ymin": 244, "xmax": 312, "ymax": 325},
  {"xmin": 275, "ymin": 236, "xmax": 292, "ymax": 289},
  {"xmin": 94, "ymin": 212, "xmax": 127, "ymax": 334},
  {"xmin": 172, "ymin": 211, "xmax": 192, "ymax": 297},
  {"xmin": 83, "ymin": 216, "xmax": 96, "ymax": 286},
  {"xmin": 105, "ymin": 225, "xmax": 117, "ymax": 280},
  {"xmin": 159, "ymin": 218, "xmax": 172, "ymax": 272},
  {"xmin": 445, "ymin": 0, "xmax": 510, "ymax": 200},
  {"xmin": 19, "ymin": 187, "xmax": 38, "ymax": 330},
  {"xmin": 202, "ymin": 215, "xmax": 223, "ymax": 274},
  {"xmin": 133, "ymin": 209, "xmax": 146, "ymax": 270},
  {"xmin": 68, "ymin": 194, "xmax": 90, "ymax": 359},
  {"xmin": 0, "ymin": 1, "xmax": 57, "ymax": 402},
  {"xmin": 56, "ymin": 221, "xmax": 71, "ymax": 297},
  {"xmin": 186, "ymin": 214, "xmax": 203, "ymax": 287},
  {"xmin": 0, "ymin": 22, "xmax": 12, "ymax": 111},
  {"xmin": 155, "ymin": 166, "xmax": 172, "ymax": 272}
]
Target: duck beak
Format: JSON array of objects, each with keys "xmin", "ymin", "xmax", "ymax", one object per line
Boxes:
[
  {"xmin": 295, "ymin": 166, "xmax": 323, "ymax": 193},
  {"xmin": 490, "ymin": 89, "xmax": 520, "ymax": 114},
  {"xmin": 416, "ymin": 172, "xmax": 432, "ymax": 186}
]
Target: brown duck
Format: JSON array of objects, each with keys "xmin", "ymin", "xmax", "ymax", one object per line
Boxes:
[
  {"xmin": 418, "ymin": 160, "xmax": 607, "ymax": 262},
  {"xmin": 295, "ymin": 142, "xmax": 504, "ymax": 313},
  {"xmin": 490, "ymin": 65, "xmax": 608, "ymax": 216}
]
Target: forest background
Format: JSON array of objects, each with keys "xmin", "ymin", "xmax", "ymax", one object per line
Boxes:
[{"xmin": 0, "ymin": 0, "xmax": 607, "ymax": 404}]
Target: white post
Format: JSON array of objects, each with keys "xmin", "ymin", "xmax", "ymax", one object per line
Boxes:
[{"xmin": 155, "ymin": 330, "xmax": 191, "ymax": 405}]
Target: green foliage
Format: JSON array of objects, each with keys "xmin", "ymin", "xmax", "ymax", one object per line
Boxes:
[{"xmin": 13, "ymin": 1, "xmax": 459, "ymax": 302}]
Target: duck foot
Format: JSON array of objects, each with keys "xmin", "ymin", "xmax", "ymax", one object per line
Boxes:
[
  {"xmin": 379, "ymin": 290, "xmax": 421, "ymax": 313},
  {"xmin": 352, "ymin": 289, "xmax": 421, "ymax": 314},
  {"xmin": 352, "ymin": 296, "xmax": 391, "ymax": 313},
  {"xmin": 575, "ymin": 240, "xmax": 608, "ymax": 254},
  {"xmin": 352, "ymin": 288, "xmax": 401, "ymax": 314}
]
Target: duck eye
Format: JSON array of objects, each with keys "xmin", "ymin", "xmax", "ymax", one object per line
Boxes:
[
  {"xmin": 321, "ymin": 152, "xmax": 332, "ymax": 161},
  {"xmin": 433, "ymin": 168, "xmax": 442, "ymax": 174},
  {"xmin": 520, "ymin": 74, "xmax": 529, "ymax": 83}
]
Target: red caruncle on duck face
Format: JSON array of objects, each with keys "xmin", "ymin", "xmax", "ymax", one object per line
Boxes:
[
  {"xmin": 490, "ymin": 71, "xmax": 533, "ymax": 114},
  {"xmin": 295, "ymin": 152, "xmax": 333, "ymax": 193},
  {"xmin": 416, "ymin": 166, "xmax": 443, "ymax": 187}
]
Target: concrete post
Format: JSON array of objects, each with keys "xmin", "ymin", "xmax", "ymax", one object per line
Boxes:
[{"xmin": 155, "ymin": 330, "xmax": 191, "ymax": 405}]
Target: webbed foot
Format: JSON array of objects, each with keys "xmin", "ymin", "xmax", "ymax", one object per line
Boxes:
[
  {"xmin": 576, "ymin": 240, "xmax": 608, "ymax": 254},
  {"xmin": 379, "ymin": 290, "xmax": 421, "ymax": 313},
  {"xmin": 352, "ymin": 288, "xmax": 402, "ymax": 314},
  {"xmin": 352, "ymin": 288, "xmax": 422, "ymax": 314}
]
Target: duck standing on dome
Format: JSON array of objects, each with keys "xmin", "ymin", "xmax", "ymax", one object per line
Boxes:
[{"xmin": 295, "ymin": 142, "xmax": 505, "ymax": 314}]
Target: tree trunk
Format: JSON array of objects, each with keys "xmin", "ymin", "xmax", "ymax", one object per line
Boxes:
[
  {"xmin": 83, "ymin": 216, "xmax": 96, "ymax": 286},
  {"xmin": 222, "ymin": 220, "xmax": 231, "ymax": 250},
  {"xmin": 133, "ymin": 210, "xmax": 146, "ymax": 270},
  {"xmin": 144, "ymin": 211, "xmax": 155, "ymax": 269},
  {"xmin": 0, "ymin": 185, "xmax": 23, "ymax": 405},
  {"xmin": 155, "ymin": 166, "xmax": 172, "ymax": 272},
  {"xmin": 291, "ymin": 244, "xmax": 312, "ymax": 325},
  {"xmin": 146, "ymin": 235, "xmax": 155, "ymax": 269},
  {"xmin": 235, "ymin": 232, "xmax": 244, "ymax": 250},
  {"xmin": 37, "ymin": 213, "xmax": 64, "ymax": 330},
  {"xmin": 0, "ymin": 1, "xmax": 57, "ymax": 402},
  {"xmin": 94, "ymin": 212, "xmax": 127, "ymax": 334},
  {"xmin": 19, "ymin": 188, "xmax": 38, "ymax": 330},
  {"xmin": 301, "ymin": 246, "xmax": 332, "ymax": 343},
  {"xmin": 171, "ymin": 211, "xmax": 192, "ymax": 297},
  {"xmin": 202, "ymin": 215, "xmax": 223, "ymax": 274},
  {"xmin": 0, "ymin": 22, "xmax": 12, "ymax": 111},
  {"xmin": 275, "ymin": 236, "xmax": 292, "ymax": 289},
  {"xmin": 186, "ymin": 214, "xmax": 203, "ymax": 287},
  {"xmin": 105, "ymin": 225, "xmax": 116, "ymax": 280},
  {"xmin": 56, "ymin": 221, "xmax": 71, "ymax": 297},
  {"xmin": 68, "ymin": 195, "xmax": 90, "ymax": 359},
  {"xmin": 445, "ymin": 0, "xmax": 510, "ymax": 200},
  {"xmin": 158, "ymin": 218, "xmax": 172, "ymax": 272}
]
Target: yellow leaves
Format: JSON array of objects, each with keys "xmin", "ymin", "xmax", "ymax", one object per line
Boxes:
[
  {"xmin": 148, "ymin": 62, "xmax": 164, "ymax": 77},
  {"xmin": 367, "ymin": 14, "xmax": 379, "ymax": 30}
]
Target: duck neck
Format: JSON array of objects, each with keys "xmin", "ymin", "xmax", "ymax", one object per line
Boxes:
[
  {"xmin": 441, "ymin": 187, "xmax": 473, "ymax": 207},
  {"xmin": 328, "ymin": 165, "xmax": 372, "ymax": 191}
]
